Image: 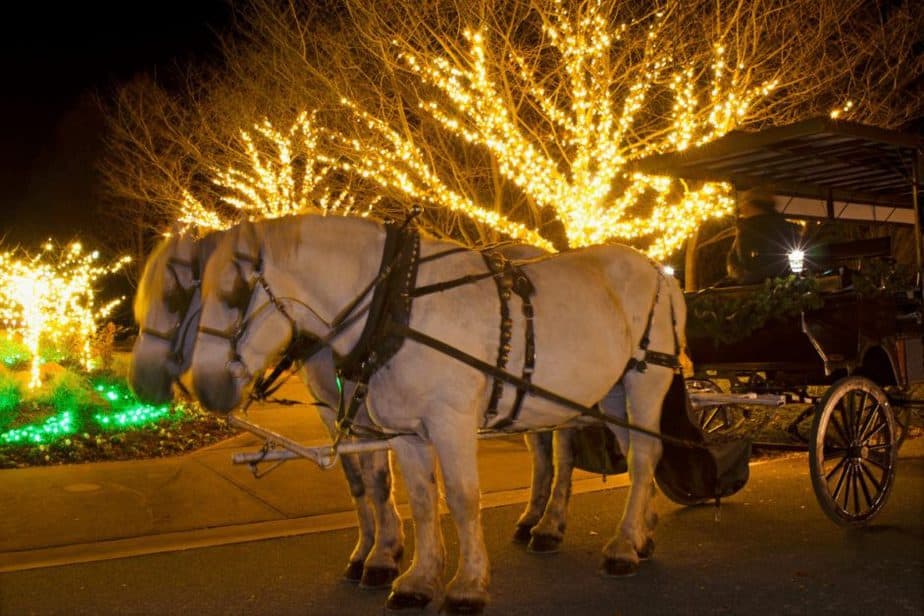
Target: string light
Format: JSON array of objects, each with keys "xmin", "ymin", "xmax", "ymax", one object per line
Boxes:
[
  {"xmin": 0, "ymin": 380, "xmax": 174, "ymax": 446},
  {"xmin": 339, "ymin": 1, "xmax": 777, "ymax": 257},
  {"xmin": 829, "ymin": 100, "xmax": 854, "ymax": 120},
  {"xmin": 177, "ymin": 113, "xmax": 368, "ymax": 233},
  {"xmin": 176, "ymin": 3, "xmax": 782, "ymax": 259},
  {"xmin": 0, "ymin": 243, "xmax": 130, "ymax": 388}
]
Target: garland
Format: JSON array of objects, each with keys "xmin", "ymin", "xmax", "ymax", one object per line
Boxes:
[{"xmin": 686, "ymin": 276, "xmax": 824, "ymax": 346}]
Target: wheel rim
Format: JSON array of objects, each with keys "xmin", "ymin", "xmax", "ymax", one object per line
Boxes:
[{"xmin": 811, "ymin": 377, "xmax": 896, "ymax": 525}]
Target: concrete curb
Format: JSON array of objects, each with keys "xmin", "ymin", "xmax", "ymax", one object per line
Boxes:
[{"xmin": 0, "ymin": 473, "xmax": 630, "ymax": 573}]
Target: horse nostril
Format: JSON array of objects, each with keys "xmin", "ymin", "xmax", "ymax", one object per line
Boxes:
[{"xmin": 227, "ymin": 360, "xmax": 249, "ymax": 380}]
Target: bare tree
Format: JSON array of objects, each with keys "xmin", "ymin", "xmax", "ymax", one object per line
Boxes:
[{"xmin": 100, "ymin": 0, "xmax": 923, "ymax": 258}]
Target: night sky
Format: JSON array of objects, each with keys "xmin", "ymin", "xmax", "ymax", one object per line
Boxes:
[{"xmin": 0, "ymin": 1, "xmax": 231, "ymax": 246}]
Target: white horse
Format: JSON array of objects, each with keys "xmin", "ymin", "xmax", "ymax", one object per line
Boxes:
[
  {"xmin": 130, "ymin": 230, "xmax": 587, "ymax": 567},
  {"xmin": 130, "ymin": 230, "xmax": 405, "ymax": 588},
  {"xmin": 189, "ymin": 214, "xmax": 685, "ymax": 614}
]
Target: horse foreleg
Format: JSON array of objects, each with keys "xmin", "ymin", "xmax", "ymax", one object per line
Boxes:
[
  {"xmin": 514, "ymin": 431, "xmax": 554, "ymax": 544},
  {"xmin": 527, "ymin": 428, "xmax": 576, "ymax": 554},
  {"xmin": 357, "ymin": 449, "xmax": 405, "ymax": 589},
  {"xmin": 428, "ymin": 417, "xmax": 490, "ymax": 614},
  {"xmin": 601, "ymin": 371, "xmax": 667, "ymax": 577},
  {"xmin": 338, "ymin": 452, "xmax": 376, "ymax": 583},
  {"xmin": 386, "ymin": 435, "xmax": 444, "ymax": 611}
]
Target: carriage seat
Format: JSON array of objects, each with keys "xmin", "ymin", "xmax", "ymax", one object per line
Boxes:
[{"xmin": 808, "ymin": 236, "xmax": 892, "ymax": 288}]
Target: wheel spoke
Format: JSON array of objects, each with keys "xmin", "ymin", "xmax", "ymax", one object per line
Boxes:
[
  {"xmin": 863, "ymin": 452, "xmax": 891, "ymax": 472},
  {"xmin": 825, "ymin": 455, "xmax": 848, "ymax": 482},
  {"xmin": 851, "ymin": 463, "xmax": 862, "ymax": 514},
  {"xmin": 841, "ymin": 464, "xmax": 853, "ymax": 511},
  {"xmin": 861, "ymin": 419, "xmax": 888, "ymax": 444},
  {"xmin": 846, "ymin": 393, "xmax": 860, "ymax": 440},
  {"xmin": 855, "ymin": 462, "xmax": 875, "ymax": 509},
  {"xmin": 828, "ymin": 413, "xmax": 851, "ymax": 448},
  {"xmin": 831, "ymin": 458, "xmax": 850, "ymax": 502},
  {"xmin": 855, "ymin": 391, "xmax": 870, "ymax": 439},
  {"xmin": 857, "ymin": 401, "xmax": 882, "ymax": 442},
  {"xmin": 700, "ymin": 407, "xmax": 720, "ymax": 432},
  {"xmin": 858, "ymin": 459, "xmax": 884, "ymax": 493}
]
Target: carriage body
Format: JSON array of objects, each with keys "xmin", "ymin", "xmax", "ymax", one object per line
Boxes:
[
  {"xmin": 688, "ymin": 281, "xmax": 924, "ymax": 391},
  {"xmin": 633, "ymin": 117, "xmax": 923, "ymax": 525}
]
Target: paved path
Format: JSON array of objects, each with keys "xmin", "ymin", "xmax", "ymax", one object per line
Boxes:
[{"xmin": 2, "ymin": 451, "xmax": 921, "ymax": 615}]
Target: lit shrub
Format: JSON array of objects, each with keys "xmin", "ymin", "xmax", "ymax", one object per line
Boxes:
[
  {"xmin": 0, "ymin": 367, "xmax": 22, "ymax": 430},
  {"xmin": 0, "ymin": 335, "xmax": 30, "ymax": 371},
  {"xmin": 34, "ymin": 369, "xmax": 93, "ymax": 415}
]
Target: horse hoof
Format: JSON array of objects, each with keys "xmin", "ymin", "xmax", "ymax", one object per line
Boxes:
[
  {"xmin": 360, "ymin": 566, "xmax": 399, "ymax": 590},
  {"xmin": 638, "ymin": 538, "xmax": 656, "ymax": 560},
  {"xmin": 512, "ymin": 524, "xmax": 533, "ymax": 544},
  {"xmin": 600, "ymin": 558, "xmax": 639, "ymax": 577},
  {"xmin": 443, "ymin": 597, "xmax": 486, "ymax": 615},
  {"xmin": 342, "ymin": 560, "xmax": 364, "ymax": 583},
  {"xmin": 386, "ymin": 591, "xmax": 431, "ymax": 611},
  {"xmin": 528, "ymin": 534, "xmax": 562, "ymax": 554}
]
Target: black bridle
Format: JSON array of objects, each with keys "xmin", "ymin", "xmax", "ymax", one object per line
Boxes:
[{"xmin": 139, "ymin": 255, "xmax": 201, "ymax": 368}]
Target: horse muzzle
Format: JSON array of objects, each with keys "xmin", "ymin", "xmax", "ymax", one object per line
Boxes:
[
  {"xmin": 192, "ymin": 368, "xmax": 245, "ymax": 413},
  {"xmin": 128, "ymin": 354, "xmax": 174, "ymax": 405}
]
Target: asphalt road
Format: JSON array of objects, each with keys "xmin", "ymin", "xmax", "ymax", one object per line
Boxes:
[{"xmin": 2, "ymin": 452, "xmax": 921, "ymax": 616}]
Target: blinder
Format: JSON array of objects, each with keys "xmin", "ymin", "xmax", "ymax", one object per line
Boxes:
[
  {"xmin": 140, "ymin": 255, "xmax": 198, "ymax": 344},
  {"xmin": 197, "ymin": 239, "xmax": 311, "ymax": 394}
]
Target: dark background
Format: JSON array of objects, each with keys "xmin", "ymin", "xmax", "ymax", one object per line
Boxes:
[{"xmin": 0, "ymin": 1, "xmax": 231, "ymax": 247}]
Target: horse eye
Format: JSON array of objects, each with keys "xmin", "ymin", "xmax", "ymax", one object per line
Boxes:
[
  {"xmin": 218, "ymin": 266, "xmax": 251, "ymax": 309},
  {"xmin": 166, "ymin": 288, "xmax": 187, "ymax": 313}
]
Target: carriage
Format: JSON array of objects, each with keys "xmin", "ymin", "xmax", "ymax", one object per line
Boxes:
[{"xmin": 633, "ymin": 117, "xmax": 924, "ymax": 526}]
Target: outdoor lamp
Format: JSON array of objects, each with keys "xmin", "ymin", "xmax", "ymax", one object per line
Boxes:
[{"xmin": 788, "ymin": 248, "xmax": 805, "ymax": 274}]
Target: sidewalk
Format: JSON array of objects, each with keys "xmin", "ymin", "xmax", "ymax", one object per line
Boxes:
[
  {"xmin": 0, "ymin": 382, "xmax": 620, "ymax": 573},
  {"xmin": 2, "ymin": 379, "xmax": 920, "ymax": 574}
]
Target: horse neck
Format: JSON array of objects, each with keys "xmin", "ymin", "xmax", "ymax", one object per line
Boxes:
[{"xmin": 263, "ymin": 216, "xmax": 387, "ymax": 346}]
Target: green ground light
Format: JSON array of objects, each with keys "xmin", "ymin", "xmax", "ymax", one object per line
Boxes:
[{"xmin": 0, "ymin": 379, "xmax": 175, "ymax": 446}]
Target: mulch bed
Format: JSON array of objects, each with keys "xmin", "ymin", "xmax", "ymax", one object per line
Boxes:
[{"xmin": 0, "ymin": 413, "xmax": 237, "ymax": 469}]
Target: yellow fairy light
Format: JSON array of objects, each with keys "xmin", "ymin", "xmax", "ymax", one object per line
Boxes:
[
  {"xmin": 330, "ymin": 1, "xmax": 781, "ymax": 257},
  {"xmin": 176, "ymin": 113, "xmax": 363, "ymax": 233},
  {"xmin": 830, "ymin": 100, "xmax": 854, "ymax": 120},
  {"xmin": 0, "ymin": 242, "xmax": 128, "ymax": 387}
]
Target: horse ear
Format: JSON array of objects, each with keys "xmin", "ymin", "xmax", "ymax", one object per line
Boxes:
[{"xmin": 236, "ymin": 220, "xmax": 262, "ymax": 263}]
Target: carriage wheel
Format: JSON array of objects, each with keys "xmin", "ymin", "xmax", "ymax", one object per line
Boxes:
[
  {"xmin": 686, "ymin": 379, "xmax": 747, "ymax": 437},
  {"xmin": 809, "ymin": 376, "xmax": 898, "ymax": 527}
]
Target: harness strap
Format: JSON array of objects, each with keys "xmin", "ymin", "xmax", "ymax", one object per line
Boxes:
[
  {"xmin": 411, "ymin": 271, "xmax": 496, "ymax": 297},
  {"xmin": 336, "ymin": 224, "xmax": 421, "ymax": 435},
  {"xmin": 387, "ymin": 321, "xmax": 703, "ymax": 449},
  {"xmin": 483, "ymin": 252, "xmax": 513, "ymax": 423},
  {"xmin": 480, "ymin": 251, "xmax": 537, "ymax": 429},
  {"xmin": 626, "ymin": 272, "xmax": 682, "ymax": 373}
]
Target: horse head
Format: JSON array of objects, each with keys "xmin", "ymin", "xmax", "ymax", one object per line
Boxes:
[
  {"xmin": 190, "ymin": 220, "xmax": 274, "ymax": 412},
  {"xmin": 130, "ymin": 227, "xmax": 227, "ymax": 404}
]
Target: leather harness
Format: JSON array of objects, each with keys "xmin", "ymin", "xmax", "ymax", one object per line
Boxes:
[{"xmin": 244, "ymin": 219, "xmax": 686, "ymax": 445}]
